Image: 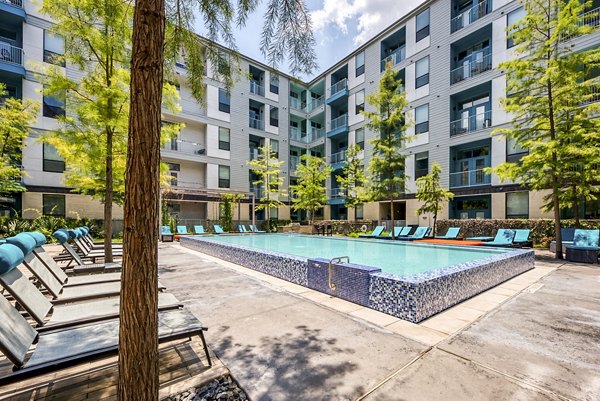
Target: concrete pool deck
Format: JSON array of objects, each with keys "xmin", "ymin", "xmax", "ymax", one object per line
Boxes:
[{"xmin": 159, "ymin": 243, "xmax": 600, "ymax": 401}]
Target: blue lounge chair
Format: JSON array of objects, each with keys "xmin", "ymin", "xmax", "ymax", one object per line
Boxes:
[
  {"xmin": 550, "ymin": 228, "xmax": 576, "ymax": 253},
  {"xmin": 161, "ymin": 226, "xmax": 174, "ymax": 242},
  {"xmin": 566, "ymin": 229, "xmax": 599, "ymax": 264},
  {"xmin": 249, "ymin": 224, "xmax": 266, "ymax": 233},
  {"xmin": 359, "ymin": 226, "xmax": 384, "ymax": 238},
  {"xmin": 482, "ymin": 229, "xmax": 516, "ymax": 247},
  {"xmin": 378, "ymin": 226, "xmax": 403, "ymax": 239},
  {"xmin": 435, "ymin": 227, "xmax": 461, "ymax": 240},
  {"xmin": 238, "ymin": 225, "xmax": 249, "ymax": 233},
  {"xmin": 194, "ymin": 225, "xmax": 205, "ymax": 235},
  {"xmin": 176, "ymin": 226, "xmax": 188, "ymax": 235},
  {"xmin": 396, "ymin": 226, "xmax": 412, "ymax": 238},
  {"xmin": 397, "ymin": 226, "xmax": 430, "ymax": 241},
  {"xmin": 513, "ymin": 229, "xmax": 532, "ymax": 247},
  {"xmin": 213, "ymin": 225, "xmax": 226, "ymax": 234}
]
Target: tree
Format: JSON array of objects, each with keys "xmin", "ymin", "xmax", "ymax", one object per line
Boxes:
[
  {"xmin": 363, "ymin": 65, "xmax": 411, "ymax": 238},
  {"xmin": 220, "ymin": 192, "xmax": 243, "ymax": 232},
  {"xmin": 40, "ymin": 0, "xmax": 181, "ymax": 262},
  {"xmin": 415, "ymin": 163, "xmax": 454, "ymax": 237},
  {"xmin": 336, "ymin": 144, "xmax": 367, "ymax": 220},
  {"xmin": 492, "ymin": 0, "xmax": 600, "ymax": 259},
  {"xmin": 290, "ymin": 154, "xmax": 331, "ymax": 223},
  {"xmin": 121, "ymin": 1, "xmax": 316, "ymax": 398},
  {"xmin": 248, "ymin": 143, "xmax": 286, "ymax": 226},
  {"xmin": 0, "ymin": 84, "xmax": 38, "ymax": 195}
]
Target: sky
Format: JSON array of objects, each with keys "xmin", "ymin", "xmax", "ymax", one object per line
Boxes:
[{"xmin": 196, "ymin": 0, "xmax": 427, "ymax": 81}]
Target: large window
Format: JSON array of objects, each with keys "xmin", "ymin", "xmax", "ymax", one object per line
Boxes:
[
  {"xmin": 355, "ymin": 204, "xmax": 364, "ymax": 220},
  {"xmin": 355, "ymin": 128, "xmax": 365, "ymax": 150},
  {"xmin": 218, "ymin": 165, "xmax": 230, "ymax": 188},
  {"xmin": 43, "ymin": 143, "xmax": 65, "ymax": 173},
  {"xmin": 218, "ymin": 88, "xmax": 230, "ymax": 113},
  {"xmin": 270, "ymin": 75, "xmax": 279, "ymax": 94},
  {"xmin": 218, "ymin": 127, "xmax": 230, "ymax": 151},
  {"xmin": 506, "ymin": 136, "xmax": 528, "ymax": 164},
  {"xmin": 415, "ymin": 57, "xmax": 429, "ymax": 88},
  {"xmin": 43, "ymin": 88, "xmax": 66, "ymax": 119},
  {"xmin": 270, "ymin": 106, "xmax": 279, "ymax": 127},
  {"xmin": 506, "ymin": 192, "xmax": 529, "ymax": 218},
  {"xmin": 416, "ymin": 8, "xmax": 430, "ymax": 42},
  {"xmin": 43, "ymin": 30, "xmax": 65, "ymax": 67},
  {"xmin": 414, "ymin": 104, "xmax": 429, "ymax": 134},
  {"xmin": 355, "ymin": 51, "xmax": 365, "ymax": 77},
  {"xmin": 271, "ymin": 139, "xmax": 279, "ymax": 158},
  {"xmin": 43, "ymin": 194, "xmax": 65, "ymax": 217},
  {"xmin": 355, "ymin": 90, "xmax": 365, "ymax": 114},
  {"xmin": 415, "ymin": 151, "xmax": 429, "ymax": 179},
  {"xmin": 507, "ymin": 7, "xmax": 526, "ymax": 48}
]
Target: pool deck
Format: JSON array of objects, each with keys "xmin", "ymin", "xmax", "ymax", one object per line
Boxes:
[{"xmin": 159, "ymin": 242, "xmax": 599, "ymax": 401}]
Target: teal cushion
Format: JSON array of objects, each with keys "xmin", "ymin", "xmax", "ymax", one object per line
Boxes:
[
  {"xmin": 80, "ymin": 227, "xmax": 89, "ymax": 234},
  {"xmin": 25, "ymin": 231, "xmax": 47, "ymax": 247},
  {"xmin": 6, "ymin": 234, "xmax": 37, "ymax": 255},
  {"xmin": 53, "ymin": 230, "xmax": 69, "ymax": 244},
  {"xmin": 573, "ymin": 229, "xmax": 600, "ymax": 248},
  {"xmin": 68, "ymin": 229, "xmax": 81, "ymax": 239},
  {"xmin": 0, "ymin": 244, "xmax": 25, "ymax": 275}
]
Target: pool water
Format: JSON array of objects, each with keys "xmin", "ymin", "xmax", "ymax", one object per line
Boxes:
[{"xmin": 202, "ymin": 234, "xmax": 511, "ymax": 276}]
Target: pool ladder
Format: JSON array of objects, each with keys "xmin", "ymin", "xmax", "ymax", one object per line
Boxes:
[{"xmin": 328, "ymin": 256, "xmax": 349, "ymax": 291}]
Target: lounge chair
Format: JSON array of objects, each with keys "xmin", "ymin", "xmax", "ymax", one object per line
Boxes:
[
  {"xmin": 396, "ymin": 226, "xmax": 412, "ymax": 238},
  {"xmin": 435, "ymin": 227, "xmax": 461, "ymax": 240},
  {"xmin": 359, "ymin": 226, "xmax": 384, "ymax": 238},
  {"xmin": 176, "ymin": 225, "xmax": 189, "ymax": 235},
  {"xmin": 566, "ymin": 229, "xmax": 599, "ymax": 264},
  {"xmin": 238, "ymin": 225, "xmax": 246, "ymax": 233},
  {"xmin": 194, "ymin": 225, "xmax": 206, "ymax": 235},
  {"xmin": 67, "ymin": 229, "xmax": 123, "ymax": 262},
  {"xmin": 482, "ymin": 229, "xmax": 516, "ymax": 247},
  {"xmin": 513, "ymin": 229, "xmax": 532, "ymax": 248},
  {"xmin": 79, "ymin": 226, "xmax": 123, "ymax": 250},
  {"xmin": 161, "ymin": 225, "xmax": 174, "ymax": 242},
  {"xmin": 249, "ymin": 224, "xmax": 266, "ymax": 233},
  {"xmin": 379, "ymin": 227, "xmax": 403, "ymax": 239},
  {"xmin": 397, "ymin": 226, "xmax": 430, "ymax": 241},
  {"xmin": 53, "ymin": 230, "xmax": 122, "ymax": 273},
  {"xmin": 213, "ymin": 225, "xmax": 226, "ymax": 234},
  {"xmin": 0, "ymin": 290, "xmax": 210, "ymax": 385},
  {"xmin": 549, "ymin": 228, "xmax": 576, "ymax": 253}
]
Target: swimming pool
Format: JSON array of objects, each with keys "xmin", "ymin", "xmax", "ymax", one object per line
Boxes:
[{"xmin": 181, "ymin": 234, "xmax": 534, "ymax": 322}]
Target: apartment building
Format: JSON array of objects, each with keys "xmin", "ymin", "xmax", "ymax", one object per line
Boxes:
[{"xmin": 1, "ymin": 0, "xmax": 600, "ymax": 225}]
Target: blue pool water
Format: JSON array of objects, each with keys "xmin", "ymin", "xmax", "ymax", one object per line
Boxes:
[{"xmin": 201, "ymin": 234, "xmax": 511, "ymax": 276}]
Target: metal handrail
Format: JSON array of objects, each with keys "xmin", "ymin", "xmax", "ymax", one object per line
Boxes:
[
  {"xmin": 330, "ymin": 79, "xmax": 348, "ymax": 97},
  {"xmin": 380, "ymin": 46, "xmax": 406, "ymax": 70},
  {"xmin": 249, "ymin": 80, "xmax": 265, "ymax": 96},
  {"xmin": 329, "ymin": 150, "xmax": 347, "ymax": 164},
  {"xmin": 450, "ymin": 51, "xmax": 492, "ymax": 84},
  {"xmin": 249, "ymin": 117, "xmax": 265, "ymax": 130},
  {"xmin": 5, "ymin": 0, "xmax": 23, "ymax": 8},
  {"xmin": 451, "ymin": 0, "xmax": 491, "ymax": 33},
  {"xmin": 449, "ymin": 169, "xmax": 491, "ymax": 188},
  {"xmin": 0, "ymin": 43, "xmax": 24, "ymax": 66},
  {"xmin": 330, "ymin": 114, "xmax": 348, "ymax": 131},
  {"xmin": 450, "ymin": 110, "xmax": 492, "ymax": 136},
  {"xmin": 328, "ymin": 256, "xmax": 349, "ymax": 291}
]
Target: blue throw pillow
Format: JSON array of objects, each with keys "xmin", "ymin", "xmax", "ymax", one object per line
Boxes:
[
  {"xmin": 25, "ymin": 231, "xmax": 47, "ymax": 247},
  {"xmin": 53, "ymin": 230, "xmax": 69, "ymax": 244},
  {"xmin": 6, "ymin": 234, "xmax": 37, "ymax": 255},
  {"xmin": 0, "ymin": 244, "xmax": 25, "ymax": 275}
]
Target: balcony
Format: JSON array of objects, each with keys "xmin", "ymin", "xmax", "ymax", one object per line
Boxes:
[
  {"xmin": 249, "ymin": 148, "xmax": 260, "ymax": 161},
  {"xmin": 173, "ymin": 98, "xmax": 206, "ymax": 118},
  {"xmin": 329, "ymin": 150, "xmax": 347, "ymax": 165},
  {"xmin": 167, "ymin": 180, "xmax": 207, "ymax": 195},
  {"xmin": 290, "ymin": 127, "xmax": 325, "ymax": 143},
  {"xmin": 328, "ymin": 187, "xmax": 346, "ymax": 199},
  {"xmin": 580, "ymin": 7, "xmax": 600, "ymax": 28},
  {"xmin": 449, "ymin": 169, "xmax": 491, "ymax": 188},
  {"xmin": 450, "ymin": 52, "xmax": 492, "ymax": 85},
  {"xmin": 0, "ymin": 43, "xmax": 25, "ymax": 75},
  {"xmin": 584, "ymin": 83, "xmax": 600, "ymax": 104},
  {"xmin": 249, "ymin": 117, "xmax": 265, "ymax": 131},
  {"xmin": 0, "ymin": 0, "xmax": 26, "ymax": 19},
  {"xmin": 327, "ymin": 114, "xmax": 348, "ymax": 138},
  {"xmin": 306, "ymin": 96, "xmax": 324, "ymax": 113},
  {"xmin": 380, "ymin": 46, "xmax": 406, "ymax": 70},
  {"xmin": 451, "ymin": 0, "xmax": 491, "ymax": 33},
  {"xmin": 450, "ymin": 110, "xmax": 492, "ymax": 136},
  {"xmin": 249, "ymin": 81, "xmax": 265, "ymax": 97},
  {"xmin": 289, "ymin": 97, "xmax": 303, "ymax": 111},
  {"xmin": 326, "ymin": 79, "xmax": 348, "ymax": 105},
  {"xmin": 161, "ymin": 140, "xmax": 206, "ymax": 161},
  {"xmin": 289, "ymin": 155, "xmax": 300, "ymax": 174}
]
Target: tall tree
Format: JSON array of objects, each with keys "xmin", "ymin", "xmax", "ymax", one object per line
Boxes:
[
  {"xmin": 363, "ymin": 65, "xmax": 411, "ymax": 238},
  {"xmin": 248, "ymin": 143, "xmax": 286, "ymax": 226},
  {"xmin": 336, "ymin": 144, "xmax": 367, "ymax": 220},
  {"xmin": 0, "ymin": 84, "xmax": 38, "ymax": 196},
  {"xmin": 415, "ymin": 163, "xmax": 454, "ymax": 237},
  {"xmin": 291, "ymin": 154, "xmax": 331, "ymax": 223},
  {"xmin": 40, "ymin": 0, "xmax": 181, "ymax": 262},
  {"xmin": 220, "ymin": 192, "xmax": 244, "ymax": 232},
  {"xmin": 122, "ymin": 1, "xmax": 316, "ymax": 398},
  {"xmin": 492, "ymin": 0, "xmax": 600, "ymax": 258}
]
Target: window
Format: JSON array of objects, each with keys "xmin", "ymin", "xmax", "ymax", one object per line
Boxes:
[
  {"xmin": 506, "ymin": 192, "xmax": 529, "ymax": 218},
  {"xmin": 414, "ymin": 104, "xmax": 429, "ymax": 134},
  {"xmin": 218, "ymin": 127, "xmax": 230, "ymax": 151},
  {"xmin": 270, "ymin": 75, "xmax": 279, "ymax": 94},
  {"xmin": 42, "ymin": 194, "xmax": 65, "ymax": 217},
  {"xmin": 43, "ymin": 88, "xmax": 65, "ymax": 118},
  {"xmin": 170, "ymin": 171, "xmax": 178, "ymax": 186},
  {"xmin": 355, "ymin": 128, "xmax": 365, "ymax": 150},
  {"xmin": 43, "ymin": 143, "xmax": 65, "ymax": 173},
  {"xmin": 218, "ymin": 165, "xmax": 230, "ymax": 188},
  {"xmin": 416, "ymin": 8, "xmax": 430, "ymax": 42},
  {"xmin": 269, "ymin": 207, "xmax": 278, "ymax": 220},
  {"xmin": 270, "ymin": 106, "xmax": 279, "ymax": 127},
  {"xmin": 506, "ymin": 136, "xmax": 528, "ymax": 164},
  {"xmin": 271, "ymin": 140, "xmax": 279, "ymax": 158},
  {"xmin": 218, "ymin": 88, "xmax": 230, "ymax": 113},
  {"xmin": 355, "ymin": 51, "xmax": 365, "ymax": 77},
  {"xmin": 415, "ymin": 57, "xmax": 429, "ymax": 88},
  {"xmin": 355, "ymin": 90, "xmax": 365, "ymax": 114},
  {"xmin": 507, "ymin": 7, "xmax": 525, "ymax": 48},
  {"xmin": 355, "ymin": 204, "xmax": 364, "ymax": 220},
  {"xmin": 415, "ymin": 151, "xmax": 428, "ymax": 179},
  {"xmin": 43, "ymin": 30, "xmax": 65, "ymax": 67}
]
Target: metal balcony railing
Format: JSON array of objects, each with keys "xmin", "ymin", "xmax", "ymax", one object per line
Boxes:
[
  {"xmin": 450, "ymin": 52, "xmax": 492, "ymax": 84},
  {"xmin": 584, "ymin": 83, "xmax": 600, "ymax": 104},
  {"xmin": 329, "ymin": 150, "xmax": 347, "ymax": 164},
  {"xmin": 289, "ymin": 155, "xmax": 300, "ymax": 173},
  {"xmin": 580, "ymin": 7, "xmax": 600, "ymax": 29},
  {"xmin": 4, "ymin": 0, "xmax": 23, "ymax": 7},
  {"xmin": 249, "ymin": 80, "xmax": 265, "ymax": 96},
  {"xmin": 306, "ymin": 96, "xmax": 324, "ymax": 112},
  {"xmin": 329, "ymin": 188, "xmax": 347, "ymax": 199},
  {"xmin": 0, "ymin": 43, "xmax": 24, "ymax": 66},
  {"xmin": 162, "ymin": 139, "xmax": 206, "ymax": 156},
  {"xmin": 310, "ymin": 128, "xmax": 325, "ymax": 141},
  {"xmin": 289, "ymin": 97, "xmax": 303, "ymax": 110},
  {"xmin": 449, "ymin": 169, "xmax": 491, "ymax": 188},
  {"xmin": 249, "ymin": 148, "xmax": 260, "ymax": 160},
  {"xmin": 450, "ymin": 110, "xmax": 492, "ymax": 136},
  {"xmin": 329, "ymin": 79, "xmax": 348, "ymax": 97},
  {"xmin": 249, "ymin": 117, "xmax": 265, "ymax": 130},
  {"xmin": 330, "ymin": 114, "xmax": 348, "ymax": 131},
  {"xmin": 380, "ymin": 46, "xmax": 406, "ymax": 70},
  {"xmin": 451, "ymin": 0, "xmax": 491, "ymax": 33}
]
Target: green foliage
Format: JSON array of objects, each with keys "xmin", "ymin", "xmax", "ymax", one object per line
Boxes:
[
  {"xmin": 415, "ymin": 163, "xmax": 454, "ymax": 236},
  {"xmin": 260, "ymin": 219, "xmax": 291, "ymax": 233},
  {"xmin": 0, "ymin": 84, "xmax": 39, "ymax": 195},
  {"xmin": 248, "ymin": 143, "xmax": 286, "ymax": 221},
  {"xmin": 0, "ymin": 213, "xmax": 103, "ymax": 240},
  {"xmin": 291, "ymin": 154, "xmax": 331, "ymax": 223},
  {"xmin": 219, "ymin": 193, "xmax": 243, "ymax": 232},
  {"xmin": 336, "ymin": 144, "xmax": 367, "ymax": 213}
]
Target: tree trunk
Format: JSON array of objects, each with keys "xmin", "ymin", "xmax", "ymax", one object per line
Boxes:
[
  {"xmin": 390, "ymin": 199, "xmax": 395, "ymax": 239},
  {"xmin": 433, "ymin": 211, "xmax": 437, "ymax": 238},
  {"xmin": 573, "ymin": 185, "xmax": 580, "ymax": 227},
  {"xmin": 118, "ymin": 0, "xmax": 165, "ymax": 398},
  {"xmin": 104, "ymin": 128, "xmax": 113, "ymax": 263}
]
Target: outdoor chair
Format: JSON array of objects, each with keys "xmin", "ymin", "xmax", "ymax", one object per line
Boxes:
[
  {"xmin": 395, "ymin": 226, "xmax": 413, "ymax": 238},
  {"xmin": 176, "ymin": 226, "xmax": 189, "ymax": 235},
  {"xmin": 512, "ymin": 229, "xmax": 532, "ymax": 248},
  {"xmin": 359, "ymin": 226, "xmax": 384, "ymax": 238},
  {"xmin": 79, "ymin": 226, "xmax": 123, "ymax": 250},
  {"xmin": 161, "ymin": 226, "xmax": 174, "ymax": 242},
  {"xmin": 565, "ymin": 229, "xmax": 599, "ymax": 264},
  {"xmin": 249, "ymin": 224, "xmax": 266, "ymax": 233},
  {"xmin": 53, "ymin": 230, "xmax": 122, "ymax": 273},
  {"xmin": 194, "ymin": 225, "xmax": 206, "ymax": 235},
  {"xmin": 482, "ymin": 229, "xmax": 516, "ymax": 247},
  {"xmin": 67, "ymin": 228, "xmax": 123, "ymax": 262},
  {"xmin": 397, "ymin": 226, "xmax": 430, "ymax": 241},
  {"xmin": 238, "ymin": 225, "xmax": 247, "ymax": 233},
  {"xmin": 213, "ymin": 225, "xmax": 227, "ymax": 234},
  {"xmin": 550, "ymin": 228, "xmax": 576, "ymax": 253},
  {"xmin": 435, "ymin": 227, "xmax": 461, "ymax": 240},
  {"xmin": 379, "ymin": 226, "xmax": 403, "ymax": 239}
]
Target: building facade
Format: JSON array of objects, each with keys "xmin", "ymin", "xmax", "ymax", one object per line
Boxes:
[{"xmin": 1, "ymin": 0, "xmax": 600, "ymax": 226}]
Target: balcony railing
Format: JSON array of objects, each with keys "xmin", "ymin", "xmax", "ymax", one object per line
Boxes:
[
  {"xmin": 311, "ymin": 128, "xmax": 325, "ymax": 141},
  {"xmin": 584, "ymin": 83, "xmax": 600, "ymax": 104},
  {"xmin": 289, "ymin": 97, "xmax": 303, "ymax": 110},
  {"xmin": 0, "ymin": 43, "xmax": 23, "ymax": 66},
  {"xmin": 168, "ymin": 180, "xmax": 207, "ymax": 193},
  {"xmin": 451, "ymin": 0, "xmax": 491, "ymax": 33},
  {"xmin": 4, "ymin": 0, "xmax": 23, "ymax": 7},
  {"xmin": 250, "ymin": 187, "xmax": 263, "ymax": 199},
  {"xmin": 449, "ymin": 169, "xmax": 491, "ymax": 188},
  {"xmin": 450, "ymin": 110, "xmax": 492, "ymax": 136},
  {"xmin": 249, "ymin": 148, "xmax": 260, "ymax": 160},
  {"xmin": 249, "ymin": 117, "xmax": 265, "ymax": 130},
  {"xmin": 380, "ymin": 46, "xmax": 406, "ymax": 70},
  {"xmin": 330, "ymin": 114, "xmax": 348, "ymax": 131},
  {"xmin": 329, "ymin": 79, "xmax": 348, "ymax": 97},
  {"xmin": 329, "ymin": 150, "xmax": 347, "ymax": 164},
  {"xmin": 329, "ymin": 188, "xmax": 347, "ymax": 199},
  {"xmin": 289, "ymin": 155, "xmax": 300, "ymax": 173},
  {"xmin": 250, "ymin": 80, "xmax": 265, "ymax": 96},
  {"xmin": 580, "ymin": 7, "xmax": 600, "ymax": 29},
  {"xmin": 450, "ymin": 52, "xmax": 492, "ymax": 84},
  {"xmin": 306, "ymin": 96, "xmax": 324, "ymax": 112},
  {"xmin": 162, "ymin": 139, "xmax": 206, "ymax": 156}
]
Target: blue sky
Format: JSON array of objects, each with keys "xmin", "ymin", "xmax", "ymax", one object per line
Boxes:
[{"xmin": 197, "ymin": 0, "xmax": 426, "ymax": 81}]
